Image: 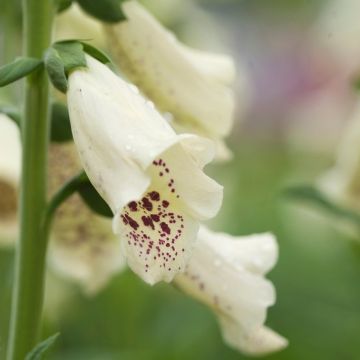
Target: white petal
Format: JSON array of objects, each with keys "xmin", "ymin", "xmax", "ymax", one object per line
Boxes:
[
  {"xmin": 218, "ymin": 315, "xmax": 288, "ymax": 356},
  {"xmin": 179, "ymin": 45, "xmax": 236, "ymax": 85},
  {"xmin": 178, "ymin": 134, "xmax": 216, "ymax": 169},
  {"xmin": 104, "ymin": 0, "xmax": 235, "ymax": 138},
  {"xmin": 0, "ymin": 114, "xmax": 21, "ymax": 243},
  {"xmin": 198, "ymin": 227, "xmax": 279, "ymax": 275},
  {"xmin": 175, "ymin": 227, "xmax": 276, "ymax": 332},
  {"xmin": 116, "ymin": 189, "xmax": 199, "ymax": 284}
]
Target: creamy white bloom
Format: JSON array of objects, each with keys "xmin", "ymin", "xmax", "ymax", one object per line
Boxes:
[
  {"xmin": 48, "ymin": 143, "xmax": 126, "ymax": 295},
  {"xmin": 55, "ymin": 3, "xmax": 105, "ymax": 48},
  {"xmin": 319, "ymin": 98, "xmax": 360, "ymax": 210},
  {"xmin": 67, "ymin": 55, "xmax": 223, "ymax": 285},
  {"xmin": 0, "ymin": 114, "xmax": 21, "ymax": 244},
  {"xmin": 175, "ymin": 226, "xmax": 288, "ymax": 356},
  {"xmin": 104, "ymin": 1, "xmax": 235, "ymax": 159}
]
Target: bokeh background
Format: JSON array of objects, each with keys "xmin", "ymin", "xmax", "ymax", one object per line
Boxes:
[{"xmin": 1, "ymin": 0, "xmax": 360, "ymax": 359}]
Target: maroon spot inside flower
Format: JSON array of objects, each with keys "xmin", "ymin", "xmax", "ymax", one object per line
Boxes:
[
  {"xmin": 142, "ymin": 197, "xmax": 153, "ymax": 211},
  {"xmin": 149, "ymin": 191, "xmax": 160, "ymax": 201},
  {"xmin": 128, "ymin": 201, "xmax": 138, "ymax": 211},
  {"xmin": 162, "ymin": 200, "xmax": 169, "ymax": 208},
  {"xmin": 124, "ymin": 214, "xmax": 139, "ymax": 230},
  {"xmin": 160, "ymin": 222, "xmax": 171, "ymax": 235},
  {"xmin": 151, "ymin": 214, "xmax": 160, "ymax": 222}
]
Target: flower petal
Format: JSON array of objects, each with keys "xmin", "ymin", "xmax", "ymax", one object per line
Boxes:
[
  {"xmin": 115, "ymin": 186, "xmax": 199, "ymax": 284},
  {"xmin": 218, "ymin": 315, "xmax": 288, "ymax": 356},
  {"xmin": 198, "ymin": 227, "xmax": 279, "ymax": 275},
  {"xmin": 179, "ymin": 45, "xmax": 236, "ymax": 86}
]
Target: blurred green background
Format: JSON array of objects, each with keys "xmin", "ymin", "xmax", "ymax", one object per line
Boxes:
[{"xmin": 1, "ymin": 0, "xmax": 360, "ymax": 359}]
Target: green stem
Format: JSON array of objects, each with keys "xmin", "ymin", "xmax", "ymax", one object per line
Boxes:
[{"xmin": 6, "ymin": 0, "xmax": 54, "ymax": 359}]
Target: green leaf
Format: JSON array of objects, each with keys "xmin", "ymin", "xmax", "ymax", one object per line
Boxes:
[
  {"xmin": 78, "ymin": 179, "xmax": 113, "ymax": 218},
  {"xmin": 25, "ymin": 333, "xmax": 60, "ymax": 360},
  {"xmin": 53, "ymin": 41, "xmax": 87, "ymax": 73},
  {"xmin": 284, "ymin": 185, "xmax": 360, "ymax": 227},
  {"xmin": 81, "ymin": 42, "xmax": 111, "ymax": 64},
  {"xmin": 51, "ymin": 102, "xmax": 72, "ymax": 142},
  {"xmin": 77, "ymin": 0, "xmax": 126, "ymax": 23},
  {"xmin": 0, "ymin": 105, "xmax": 21, "ymax": 128},
  {"xmin": 0, "ymin": 57, "xmax": 43, "ymax": 87},
  {"xmin": 47, "ymin": 172, "xmax": 112, "ymax": 221},
  {"xmin": 44, "ymin": 47, "xmax": 68, "ymax": 93},
  {"xmin": 57, "ymin": 0, "xmax": 73, "ymax": 13}
]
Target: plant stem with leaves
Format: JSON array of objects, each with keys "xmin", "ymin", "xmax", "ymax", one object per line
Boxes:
[{"xmin": 6, "ymin": 0, "xmax": 54, "ymax": 359}]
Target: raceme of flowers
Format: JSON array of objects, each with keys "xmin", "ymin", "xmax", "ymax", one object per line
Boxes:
[{"xmin": 0, "ymin": 0, "xmax": 289, "ymax": 355}]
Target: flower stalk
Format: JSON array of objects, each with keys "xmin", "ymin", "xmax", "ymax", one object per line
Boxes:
[{"xmin": 6, "ymin": 0, "xmax": 54, "ymax": 358}]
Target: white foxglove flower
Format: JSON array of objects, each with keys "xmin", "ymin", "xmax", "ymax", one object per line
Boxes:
[
  {"xmin": 55, "ymin": 3, "xmax": 105, "ymax": 48},
  {"xmin": 67, "ymin": 55, "xmax": 223, "ymax": 285},
  {"xmin": 175, "ymin": 226, "xmax": 288, "ymax": 356},
  {"xmin": 319, "ymin": 99, "xmax": 360, "ymax": 210},
  {"xmin": 48, "ymin": 143, "xmax": 126, "ymax": 294},
  {"xmin": 104, "ymin": 1, "xmax": 235, "ymax": 159},
  {"xmin": 0, "ymin": 114, "xmax": 21, "ymax": 244}
]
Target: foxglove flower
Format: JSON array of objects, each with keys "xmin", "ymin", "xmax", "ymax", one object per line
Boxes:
[
  {"xmin": 104, "ymin": 1, "xmax": 235, "ymax": 159},
  {"xmin": 175, "ymin": 226, "xmax": 288, "ymax": 356},
  {"xmin": 0, "ymin": 113, "xmax": 21, "ymax": 244},
  {"xmin": 48, "ymin": 143, "xmax": 125, "ymax": 294},
  {"xmin": 319, "ymin": 99, "xmax": 360, "ymax": 210},
  {"xmin": 55, "ymin": 3, "xmax": 105, "ymax": 48},
  {"xmin": 67, "ymin": 55, "xmax": 223, "ymax": 285}
]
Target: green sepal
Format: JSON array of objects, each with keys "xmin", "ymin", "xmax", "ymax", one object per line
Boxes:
[
  {"xmin": 78, "ymin": 178, "xmax": 113, "ymax": 218},
  {"xmin": 76, "ymin": 0, "xmax": 126, "ymax": 23},
  {"xmin": 53, "ymin": 41, "xmax": 87, "ymax": 73},
  {"xmin": 0, "ymin": 57, "xmax": 43, "ymax": 87},
  {"xmin": 50, "ymin": 102, "xmax": 73, "ymax": 142},
  {"xmin": 25, "ymin": 333, "xmax": 60, "ymax": 360},
  {"xmin": 44, "ymin": 47, "xmax": 68, "ymax": 93},
  {"xmin": 57, "ymin": 0, "xmax": 73, "ymax": 12},
  {"xmin": 81, "ymin": 42, "xmax": 112, "ymax": 64},
  {"xmin": 48, "ymin": 172, "xmax": 112, "ymax": 221},
  {"xmin": 45, "ymin": 41, "xmax": 87, "ymax": 93},
  {"xmin": 284, "ymin": 185, "xmax": 360, "ymax": 227}
]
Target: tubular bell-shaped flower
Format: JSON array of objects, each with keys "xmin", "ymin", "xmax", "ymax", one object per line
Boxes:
[
  {"xmin": 0, "ymin": 114, "xmax": 21, "ymax": 244},
  {"xmin": 175, "ymin": 227, "xmax": 288, "ymax": 356},
  {"xmin": 48, "ymin": 143, "xmax": 126, "ymax": 294},
  {"xmin": 104, "ymin": 1, "xmax": 235, "ymax": 159},
  {"xmin": 67, "ymin": 55, "xmax": 223, "ymax": 285},
  {"xmin": 319, "ymin": 99, "xmax": 360, "ymax": 210}
]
